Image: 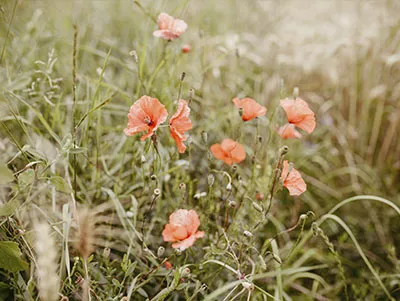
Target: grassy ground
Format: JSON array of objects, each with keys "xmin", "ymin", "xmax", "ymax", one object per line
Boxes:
[{"xmin": 1, "ymin": 0, "xmax": 400, "ymax": 300}]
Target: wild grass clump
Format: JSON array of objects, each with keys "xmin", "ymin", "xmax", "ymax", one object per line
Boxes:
[{"xmin": 0, "ymin": 0, "xmax": 399, "ymax": 300}]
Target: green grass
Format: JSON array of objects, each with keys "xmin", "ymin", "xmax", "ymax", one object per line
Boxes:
[{"xmin": 0, "ymin": 0, "xmax": 400, "ymax": 300}]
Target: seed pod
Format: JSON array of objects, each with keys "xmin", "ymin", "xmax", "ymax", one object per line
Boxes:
[
  {"xmin": 150, "ymin": 174, "xmax": 157, "ymax": 181},
  {"xmin": 180, "ymin": 72, "xmax": 186, "ymax": 82},
  {"xmin": 279, "ymin": 145, "xmax": 289, "ymax": 155},
  {"xmin": 153, "ymin": 188, "xmax": 161, "ymax": 196}
]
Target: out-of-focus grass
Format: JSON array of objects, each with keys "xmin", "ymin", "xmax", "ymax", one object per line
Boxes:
[{"xmin": 1, "ymin": 0, "xmax": 400, "ymax": 300}]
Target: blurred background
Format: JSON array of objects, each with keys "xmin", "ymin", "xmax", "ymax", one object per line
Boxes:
[{"xmin": 1, "ymin": 0, "xmax": 400, "ymax": 299}]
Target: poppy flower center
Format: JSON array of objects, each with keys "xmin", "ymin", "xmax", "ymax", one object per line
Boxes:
[{"xmin": 144, "ymin": 116, "xmax": 154, "ymax": 126}]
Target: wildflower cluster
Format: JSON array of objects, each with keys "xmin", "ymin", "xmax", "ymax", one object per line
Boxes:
[{"xmin": 124, "ymin": 12, "xmax": 316, "ymax": 251}]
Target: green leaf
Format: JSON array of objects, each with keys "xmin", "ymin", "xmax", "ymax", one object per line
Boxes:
[
  {"xmin": 0, "ymin": 162, "xmax": 14, "ymax": 185},
  {"xmin": 0, "ymin": 198, "xmax": 20, "ymax": 217},
  {"xmin": 49, "ymin": 176, "xmax": 71, "ymax": 193},
  {"xmin": 0, "ymin": 241, "xmax": 29, "ymax": 273},
  {"xmin": 18, "ymin": 169, "xmax": 35, "ymax": 187}
]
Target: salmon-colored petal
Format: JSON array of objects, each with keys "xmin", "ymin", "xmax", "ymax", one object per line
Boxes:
[
  {"xmin": 153, "ymin": 30, "xmax": 179, "ymax": 40},
  {"xmin": 124, "ymin": 95, "xmax": 167, "ymax": 140},
  {"xmin": 185, "ymin": 210, "xmax": 200, "ymax": 235},
  {"xmin": 220, "ymin": 138, "xmax": 236, "ymax": 151},
  {"xmin": 157, "ymin": 13, "xmax": 174, "ymax": 30},
  {"xmin": 229, "ymin": 142, "xmax": 246, "ymax": 163},
  {"xmin": 232, "ymin": 98, "xmax": 267, "ymax": 121},
  {"xmin": 172, "ymin": 235, "xmax": 196, "ymax": 251},
  {"xmin": 163, "ymin": 209, "xmax": 203, "ymax": 250},
  {"xmin": 277, "ymin": 124, "xmax": 302, "ymax": 139},
  {"xmin": 162, "ymin": 223, "xmax": 188, "ymax": 241},
  {"xmin": 211, "ymin": 139, "xmax": 246, "ymax": 165},
  {"xmin": 280, "ymin": 98, "xmax": 315, "ymax": 133},
  {"xmin": 172, "ymin": 19, "xmax": 187, "ymax": 35},
  {"xmin": 169, "ymin": 209, "xmax": 188, "ymax": 224},
  {"xmin": 295, "ymin": 114, "xmax": 316, "ymax": 133},
  {"xmin": 170, "ymin": 100, "xmax": 192, "ymax": 153},
  {"xmin": 210, "ymin": 144, "xmax": 232, "ymax": 165},
  {"xmin": 281, "ymin": 160, "xmax": 307, "ymax": 196},
  {"xmin": 154, "ymin": 13, "xmax": 187, "ymax": 41}
]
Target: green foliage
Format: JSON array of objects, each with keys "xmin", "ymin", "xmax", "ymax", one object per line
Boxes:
[
  {"xmin": 0, "ymin": 242, "xmax": 29, "ymax": 273},
  {"xmin": 0, "ymin": 0, "xmax": 399, "ymax": 300}
]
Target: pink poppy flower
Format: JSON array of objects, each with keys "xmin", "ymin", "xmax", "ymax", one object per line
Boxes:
[
  {"xmin": 162, "ymin": 209, "xmax": 204, "ymax": 251},
  {"xmin": 123, "ymin": 95, "xmax": 168, "ymax": 140},
  {"xmin": 277, "ymin": 123, "xmax": 302, "ymax": 139},
  {"xmin": 210, "ymin": 139, "xmax": 246, "ymax": 165},
  {"xmin": 280, "ymin": 160, "xmax": 307, "ymax": 196},
  {"xmin": 232, "ymin": 97, "xmax": 267, "ymax": 121},
  {"xmin": 280, "ymin": 97, "xmax": 316, "ymax": 133},
  {"xmin": 169, "ymin": 99, "xmax": 193, "ymax": 153},
  {"xmin": 153, "ymin": 13, "xmax": 187, "ymax": 41}
]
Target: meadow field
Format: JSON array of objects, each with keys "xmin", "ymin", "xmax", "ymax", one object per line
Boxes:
[{"xmin": 1, "ymin": 0, "xmax": 400, "ymax": 300}]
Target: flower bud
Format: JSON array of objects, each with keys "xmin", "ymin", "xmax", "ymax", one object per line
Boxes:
[
  {"xmin": 157, "ymin": 246, "xmax": 165, "ymax": 257},
  {"xmin": 129, "ymin": 50, "xmax": 138, "ymax": 63},
  {"xmin": 207, "ymin": 174, "xmax": 214, "ymax": 187},
  {"xmin": 180, "ymin": 72, "xmax": 186, "ymax": 82},
  {"xmin": 238, "ymin": 107, "xmax": 244, "ymax": 117},
  {"xmin": 293, "ymin": 87, "xmax": 299, "ymax": 98},
  {"xmin": 188, "ymin": 88, "xmax": 194, "ymax": 103},
  {"xmin": 201, "ymin": 131, "xmax": 208, "ymax": 144},
  {"xmin": 181, "ymin": 267, "xmax": 191, "ymax": 277},
  {"xmin": 226, "ymin": 182, "xmax": 232, "ymax": 191},
  {"xmin": 179, "ymin": 183, "xmax": 186, "ymax": 190},
  {"xmin": 228, "ymin": 200, "xmax": 237, "ymax": 208},
  {"xmin": 141, "ymin": 155, "xmax": 146, "ymax": 163},
  {"xmin": 103, "ymin": 247, "xmax": 111, "ymax": 258},
  {"xmin": 243, "ymin": 230, "xmax": 253, "ymax": 237},
  {"xmin": 252, "ymin": 202, "xmax": 263, "ymax": 212},
  {"xmin": 126, "ymin": 211, "xmax": 134, "ymax": 218}
]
